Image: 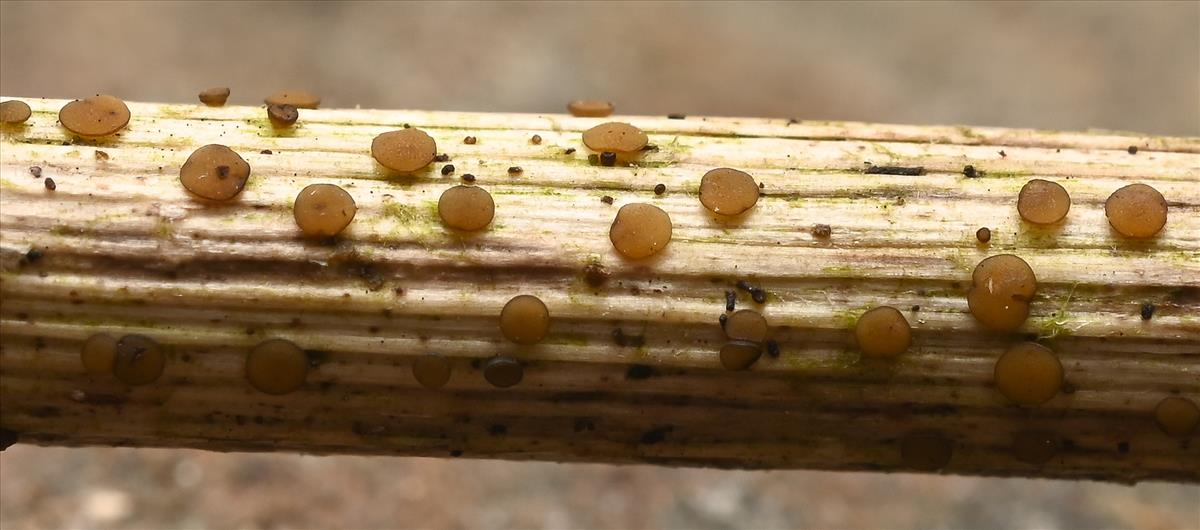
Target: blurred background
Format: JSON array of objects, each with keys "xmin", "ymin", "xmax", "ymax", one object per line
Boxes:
[{"xmin": 1, "ymin": 1, "xmax": 1198, "ymax": 529}]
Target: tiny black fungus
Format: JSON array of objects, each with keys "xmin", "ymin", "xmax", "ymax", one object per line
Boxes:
[
  {"xmin": 766, "ymin": 339, "xmax": 780, "ymax": 358},
  {"xmin": 531, "ymin": 134, "xmax": 542, "ymax": 145},
  {"xmin": 654, "ymin": 183, "xmax": 666, "ymax": 195},
  {"xmin": 640, "ymin": 426, "xmax": 672, "ymax": 445},
  {"xmin": 999, "ymin": 150, "xmax": 1007, "ymax": 157},
  {"xmin": 25, "ymin": 248, "xmax": 43, "ymax": 262},
  {"xmin": 976, "ymin": 227, "xmax": 991, "ymax": 243},
  {"xmin": 725, "ymin": 290, "xmax": 736, "ymax": 312},
  {"xmin": 44, "ymin": 178, "xmax": 56, "ymax": 190},
  {"xmin": 751, "ymin": 289, "xmax": 767, "ymax": 304},
  {"xmin": 811, "ymin": 224, "xmax": 832, "ymax": 239},
  {"xmin": 260, "ymin": 149, "xmax": 273, "ymax": 155},
  {"xmin": 1127, "ymin": 145, "xmax": 1138, "ymax": 155},
  {"xmin": 462, "ymin": 173, "xmax": 475, "ymax": 183},
  {"xmin": 1140, "ymin": 303, "xmax": 1155, "ymax": 321},
  {"xmin": 583, "ymin": 262, "xmax": 610, "ymax": 287},
  {"xmin": 600, "ymin": 151, "xmax": 617, "ymax": 166},
  {"xmin": 507, "ymin": 166, "xmax": 523, "ymax": 175},
  {"xmin": 865, "ymin": 165, "xmax": 924, "ymax": 176},
  {"xmin": 625, "ymin": 364, "xmax": 656, "ymax": 380},
  {"xmin": 29, "ymin": 166, "xmax": 42, "ymax": 178},
  {"xmin": 1117, "ymin": 441, "xmax": 1130, "ymax": 454},
  {"xmin": 963, "ymin": 165, "xmax": 978, "ymax": 178},
  {"xmin": 464, "ymin": 136, "xmax": 477, "ymax": 145},
  {"xmin": 0, "ymin": 429, "xmax": 16, "ymax": 451},
  {"xmin": 718, "ymin": 314, "xmax": 728, "ymax": 327},
  {"xmin": 434, "ymin": 153, "xmax": 451, "ymax": 162},
  {"xmin": 441, "ymin": 164, "xmax": 455, "ymax": 176},
  {"xmin": 911, "ymin": 305, "xmax": 921, "ymax": 312},
  {"xmin": 601, "ymin": 195, "xmax": 614, "ymax": 205},
  {"xmin": 564, "ymin": 147, "xmax": 576, "ymax": 154}
]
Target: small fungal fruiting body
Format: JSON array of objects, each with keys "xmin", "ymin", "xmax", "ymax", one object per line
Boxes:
[
  {"xmin": 1140, "ymin": 303, "xmax": 1155, "ymax": 321},
  {"xmin": 967, "ymin": 254, "xmax": 1037, "ymax": 331},
  {"xmin": 0, "ymin": 99, "xmax": 32, "ymax": 124},
  {"xmin": 654, "ymin": 183, "xmax": 666, "ymax": 195},
  {"xmin": 976, "ymin": 227, "xmax": 991, "ymax": 244},
  {"xmin": 500, "ymin": 295, "xmax": 551, "ymax": 345},
  {"xmin": 264, "ymin": 89, "xmax": 320, "ymax": 109},
  {"xmin": 198, "ymin": 87, "xmax": 230, "ymax": 106},
  {"xmin": 1105, "ymin": 183, "xmax": 1168, "ymax": 238},
  {"xmin": 962, "ymin": 165, "xmax": 979, "ymax": 178},
  {"xmin": 1012, "ymin": 430, "xmax": 1058, "ymax": 465},
  {"xmin": 1153, "ymin": 396, "xmax": 1199, "ymax": 437},
  {"xmin": 582, "ymin": 122, "xmax": 648, "ymax": 163},
  {"xmin": 80, "ymin": 333, "xmax": 118, "ymax": 374},
  {"xmin": 724, "ymin": 309, "xmax": 768, "ymax": 343},
  {"xmin": 600, "ymin": 195, "xmax": 614, "ymax": 205},
  {"xmin": 371, "ymin": 128, "xmax": 437, "ymax": 173},
  {"xmin": 463, "ymin": 136, "xmax": 477, "ymax": 145},
  {"xmin": 179, "ymin": 144, "xmax": 251, "ymax": 201},
  {"xmin": 413, "ymin": 353, "xmax": 452, "ymax": 389},
  {"xmin": 699, "ymin": 168, "xmax": 759, "ymax": 216},
  {"xmin": 483, "ymin": 356, "xmax": 523, "ymax": 388},
  {"xmin": 609, "ymin": 203, "xmax": 672, "ymax": 260},
  {"xmin": 438, "ymin": 185, "xmax": 495, "ymax": 231},
  {"xmin": 530, "ymin": 134, "xmax": 542, "ymax": 145},
  {"xmin": 59, "ymin": 94, "xmax": 130, "ymax": 137},
  {"xmin": 293, "ymin": 184, "xmax": 357, "ymax": 237},
  {"xmin": 461, "ymin": 173, "xmax": 476, "ymax": 183},
  {"xmin": 900, "ymin": 431, "xmax": 952, "ymax": 471},
  {"xmin": 719, "ymin": 340, "xmax": 762, "ymax": 370},
  {"xmin": 29, "ymin": 166, "xmax": 42, "ymax": 178},
  {"xmin": 1127, "ymin": 145, "xmax": 1139, "ymax": 154},
  {"xmin": 113, "ymin": 334, "xmax": 165, "ymax": 386},
  {"xmin": 854, "ymin": 306, "xmax": 912, "ymax": 359},
  {"xmin": 441, "ymin": 164, "xmax": 455, "ymax": 176},
  {"xmin": 567, "ymin": 100, "xmax": 615, "ymax": 117},
  {"xmin": 1017, "ymin": 179, "xmax": 1071, "ymax": 225},
  {"xmin": 811, "ymin": 224, "xmax": 832, "ymax": 239},
  {"xmin": 43, "ymin": 178, "xmax": 56, "ymax": 191},
  {"xmin": 724, "ymin": 290, "xmax": 736, "ymax": 312},
  {"xmin": 993, "ymin": 342, "xmax": 1063, "ymax": 406},
  {"xmin": 245, "ymin": 338, "xmax": 308, "ymax": 395},
  {"xmin": 267, "ymin": 104, "xmax": 299, "ymax": 128},
  {"xmin": 507, "ymin": 166, "xmax": 523, "ymax": 175}
]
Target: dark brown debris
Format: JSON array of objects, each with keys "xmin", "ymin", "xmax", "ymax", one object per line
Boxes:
[
  {"xmin": 600, "ymin": 152, "xmax": 617, "ymax": 166},
  {"xmin": 464, "ymin": 136, "xmax": 477, "ymax": 145},
  {"xmin": 865, "ymin": 165, "xmax": 924, "ymax": 176},
  {"xmin": 441, "ymin": 164, "xmax": 455, "ymax": 176},
  {"xmin": 654, "ymin": 183, "xmax": 666, "ymax": 195},
  {"xmin": 811, "ymin": 224, "xmax": 832, "ymax": 239},
  {"xmin": 43, "ymin": 178, "xmax": 55, "ymax": 191},
  {"xmin": 600, "ymin": 195, "xmax": 614, "ymax": 205}
]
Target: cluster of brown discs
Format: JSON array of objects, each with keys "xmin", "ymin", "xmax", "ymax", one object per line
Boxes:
[
  {"xmin": 1013, "ymin": 177, "xmax": 1169, "ymax": 238},
  {"xmin": 81, "ymin": 333, "xmax": 166, "ymax": 386}
]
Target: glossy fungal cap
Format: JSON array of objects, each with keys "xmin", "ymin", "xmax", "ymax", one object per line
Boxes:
[
  {"xmin": 900, "ymin": 431, "xmax": 953, "ymax": 471},
  {"xmin": 293, "ymin": 183, "xmax": 357, "ymax": 237},
  {"xmin": 567, "ymin": 100, "xmax": 614, "ymax": 118},
  {"xmin": 1012, "ymin": 430, "xmax": 1059, "ymax": 465},
  {"xmin": 198, "ymin": 87, "xmax": 230, "ymax": 106},
  {"xmin": 1154, "ymin": 396, "xmax": 1199, "ymax": 437},
  {"xmin": 993, "ymin": 342, "xmax": 1063, "ymax": 406},
  {"xmin": 500, "ymin": 295, "xmax": 551, "ymax": 345},
  {"xmin": 582, "ymin": 122, "xmax": 648, "ymax": 153},
  {"xmin": 1105, "ymin": 183, "xmax": 1168, "ymax": 238},
  {"xmin": 719, "ymin": 340, "xmax": 762, "ymax": 371},
  {"xmin": 699, "ymin": 168, "xmax": 760, "ymax": 216},
  {"xmin": 245, "ymin": 338, "xmax": 308, "ymax": 395},
  {"xmin": 113, "ymin": 334, "xmax": 165, "ymax": 386},
  {"xmin": 265, "ymin": 89, "xmax": 321, "ymax": 109},
  {"xmin": 438, "ymin": 185, "xmax": 495, "ymax": 231},
  {"xmin": 179, "ymin": 144, "xmax": 251, "ymax": 201},
  {"xmin": 609, "ymin": 203, "xmax": 672, "ymax": 259},
  {"xmin": 412, "ymin": 353, "xmax": 452, "ymax": 389},
  {"xmin": 483, "ymin": 356, "xmax": 524, "ymax": 388},
  {"xmin": 967, "ymin": 254, "xmax": 1037, "ymax": 331},
  {"xmin": 724, "ymin": 309, "xmax": 768, "ymax": 343},
  {"xmin": 371, "ymin": 128, "xmax": 437, "ymax": 172},
  {"xmin": 0, "ymin": 100, "xmax": 32, "ymax": 124},
  {"xmin": 58, "ymin": 95, "xmax": 130, "ymax": 137},
  {"xmin": 854, "ymin": 306, "xmax": 912, "ymax": 359},
  {"xmin": 267, "ymin": 104, "xmax": 299, "ymax": 128},
  {"xmin": 1017, "ymin": 179, "xmax": 1071, "ymax": 225},
  {"xmin": 80, "ymin": 333, "xmax": 118, "ymax": 375}
]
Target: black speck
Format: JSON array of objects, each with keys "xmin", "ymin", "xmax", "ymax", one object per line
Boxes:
[
  {"xmin": 640, "ymin": 426, "xmax": 672, "ymax": 445},
  {"xmin": 564, "ymin": 147, "xmax": 576, "ymax": 155},
  {"xmin": 751, "ymin": 289, "xmax": 767, "ymax": 304},
  {"xmin": 766, "ymin": 340, "xmax": 780, "ymax": 358},
  {"xmin": 1140, "ymin": 303, "xmax": 1155, "ymax": 320},
  {"xmin": 449, "ymin": 449, "xmax": 463, "ymax": 457},
  {"xmin": 1127, "ymin": 146, "xmax": 1138, "ymax": 155},
  {"xmin": 304, "ymin": 349, "xmax": 330, "ymax": 368},
  {"xmin": 462, "ymin": 173, "xmax": 476, "ymax": 183},
  {"xmin": 530, "ymin": 134, "xmax": 542, "ymax": 145},
  {"xmin": 441, "ymin": 164, "xmax": 455, "ymax": 176},
  {"xmin": 507, "ymin": 166, "xmax": 522, "ymax": 175},
  {"xmin": 434, "ymin": 153, "xmax": 451, "ymax": 162},
  {"xmin": 962, "ymin": 165, "xmax": 978, "ymax": 178},
  {"xmin": 724, "ymin": 290, "xmax": 736, "ymax": 312},
  {"xmin": 463, "ymin": 136, "xmax": 477, "ymax": 145},
  {"xmin": 625, "ymin": 364, "xmax": 657, "ymax": 380},
  {"xmin": 718, "ymin": 314, "xmax": 728, "ymax": 328},
  {"xmin": 25, "ymin": 248, "xmax": 43, "ymax": 262},
  {"xmin": 654, "ymin": 183, "xmax": 666, "ymax": 195},
  {"xmin": 998, "ymin": 150, "xmax": 1007, "ymax": 157},
  {"xmin": 600, "ymin": 152, "xmax": 617, "ymax": 167},
  {"xmin": 667, "ymin": 113, "xmax": 686, "ymax": 119},
  {"xmin": 600, "ymin": 195, "xmax": 614, "ymax": 205},
  {"xmin": 910, "ymin": 305, "xmax": 920, "ymax": 312},
  {"xmin": 811, "ymin": 224, "xmax": 832, "ymax": 238},
  {"xmin": 1117, "ymin": 441, "xmax": 1130, "ymax": 454},
  {"xmin": 260, "ymin": 149, "xmax": 272, "ymax": 155},
  {"xmin": 29, "ymin": 166, "xmax": 42, "ymax": 178},
  {"xmin": 44, "ymin": 178, "xmax": 56, "ymax": 191}
]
